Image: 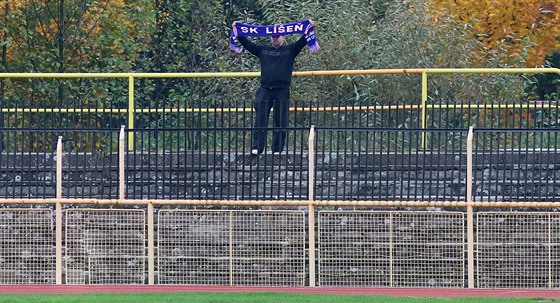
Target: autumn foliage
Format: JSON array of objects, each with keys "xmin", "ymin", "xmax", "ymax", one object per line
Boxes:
[
  {"xmin": 427, "ymin": 0, "xmax": 560, "ymax": 66},
  {"xmin": 0, "ymin": 0, "xmax": 152, "ymax": 72}
]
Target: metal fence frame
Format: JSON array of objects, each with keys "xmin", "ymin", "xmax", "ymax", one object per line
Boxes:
[
  {"xmin": 2, "ymin": 68, "xmax": 560, "ymax": 288},
  {"xmin": 3, "ymin": 207, "xmax": 560, "ymax": 288},
  {"xmin": 1, "ymin": 68, "xmax": 559, "ymax": 150},
  {"xmin": 3, "ymin": 127, "xmax": 560, "ymax": 287}
]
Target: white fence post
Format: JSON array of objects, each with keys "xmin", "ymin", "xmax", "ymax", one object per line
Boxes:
[
  {"xmin": 55, "ymin": 136, "xmax": 63, "ymax": 284},
  {"xmin": 119, "ymin": 126, "xmax": 126, "ymax": 201},
  {"xmin": 466, "ymin": 127, "xmax": 475, "ymax": 288},
  {"xmin": 308, "ymin": 125, "xmax": 316, "ymax": 287}
]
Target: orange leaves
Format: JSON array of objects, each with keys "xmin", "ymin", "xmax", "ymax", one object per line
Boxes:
[
  {"xmin": 427, "ymin": 0, "xmax": 560, "ymax": 66},
  {"xmin": 0, "ymin": 0, "xmax": 28, "ymax": 12},
  {"xmin": 0, "ymin": 0, "xmax": 153, "ymax": 72}
]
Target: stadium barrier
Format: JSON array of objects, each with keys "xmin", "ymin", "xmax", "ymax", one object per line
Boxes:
[
  {"xmin": 2, "ymin": 127, "xmax": 560, "ymax": 288},
  {"xmin": 2, "ymin": 68, "xmax": 560, "ymax": 288}
]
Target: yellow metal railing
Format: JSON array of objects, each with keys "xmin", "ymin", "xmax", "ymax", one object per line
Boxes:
[{"xmin": 1, "ymin": 68, "xmax": 559, "ymax": 148}]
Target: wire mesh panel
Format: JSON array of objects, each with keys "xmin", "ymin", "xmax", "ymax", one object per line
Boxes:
[
  {"xmin": 65, "ymin": 209, "xmax": 145, "ymax": 284},
  {"xmin": 0, "ymin": 209, "xmax": 54, "ymax": 284},
  {"xmin": 318, "ymin": 211, "xmax": 464, "ymax": 287},
  {"xmin": 158, "ymin": 210, "xmax": 305, "ymax": 286},
  {"xmin": 477, "ymin": 212, "xmax": 560, "ymax": 288},
  {"xmin": 553, "ymin": 215, "xmax": 560, "ymax": 289},
  {"xmin": 231, "ymin": 211, "xmax": 306, "ymax": 286},
  {"xmin": 391, "ymin": 212, "xmax": 464, "ymax": 287},
  {"xmin": 158, "ymin": 210, "xmax": 231, "ymax": 285},
  {"xmin": 318, "ymin": 211, "xmax": 392, "ymax": 286}
]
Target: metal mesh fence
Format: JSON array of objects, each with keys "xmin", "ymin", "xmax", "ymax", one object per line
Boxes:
[
  {"xmin": 158, "ymin": 210, "xmax": 230, "ymax": 285},
  {"xmin": 5, "ymin": 207, "xmax": 560, "ymax": 287},
  {"xmin": 4, "ymin": 128, "xmax": 560, "ymax": 203},
  {"xmin": 0, "ymin": 129, "xmax": 121, "ymax": 199},
  {"xmin": 318, "ymin": 211, "xmax": 464, "ymax": 287},
  {"xmin": 231, "ymin": 211, "xmax": 306, "ymax": 286},
  {"xmin": 65, "ymin": 209, "xmax": 145, "ymax": 284},
  {"xmin": 158, "ymin": 210, "xmax": 305, "ymax": 286},
  {"xmin": 0, "ymin": 131, "xmax": 58, "ymax": 198},
  {"xmin": 0, "ymin": 208, "xmax": 54, "ymax": 284},
  {"xmin": 127, "ymin": 128, "xmax": 310, "ymax": 200},
  {"xmin": 391, "ymin": 212, "xmax": 464, "ymax": 287},
  {"xmin": 477, "ymin": 212, "xmax": 560, "ymax": 288},
  {"xmin": 473, "ymin": 130, "xmax": 560, "ymax": 202},
  {"xmin": 313, "ymin": 129, "xmax": 469, "ymax": 201}
]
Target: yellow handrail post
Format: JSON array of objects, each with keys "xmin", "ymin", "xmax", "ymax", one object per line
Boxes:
[
  {"xmin": 421, "ymin": 71, "xmax": 428, "ymax": 149},
  {"xmin": 128, "ymin": 76, "xmax": 135, "ymax": 151}
]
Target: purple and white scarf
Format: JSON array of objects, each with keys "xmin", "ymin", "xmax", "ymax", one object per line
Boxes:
[{"xmin": 230, "ymin": 20, "xmax": 320, "ymax": 53}]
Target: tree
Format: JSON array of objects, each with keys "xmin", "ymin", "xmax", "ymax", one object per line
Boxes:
[
  {"xmin": 0, "ymin": 0, "xmax": 152, "ymax": 73},
  {"xmin": 427, "ymin": 0, "xmax": 560, "ymax": 67},
  {"xmin": 0, "ymin": 0, "xmax": 153, "ymax": 150},
  {"xmin": 239, "ymin": 0, "xmax": 486, "ymax": 101},
  {"xmin": 0, "ymin": 0, "xmax": 153, "ymax": 116},
  {"xmin": 527, "ymin": 51, "xmax": 560, "ymax": 100},
  {"xmin": 137, "ymin": 0, "xmax": 232, "ymax": 121}
]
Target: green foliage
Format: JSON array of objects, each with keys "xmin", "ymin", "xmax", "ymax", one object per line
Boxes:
[
  {"xmin": 526, "ymin": 51, "xmax": 560, "ymax": 100},
  {"xmin": 0, "ymin": 0, "xmax": 153, "ymax": 152},
  {"xmin": 136, "ymin": 0, "xmax": 239, "ymax": 117},
  {"xmin": 226, "ymin": 0, "xmax": 527, "ymax": 105},
  {"xmin": 1, "ymin": 0, "xmax": 556, "ymax": 152}
]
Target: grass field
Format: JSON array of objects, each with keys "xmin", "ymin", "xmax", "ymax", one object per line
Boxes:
[{"xmin": 0, "ymin": 292, "xmax": 559, "ymax": 303}]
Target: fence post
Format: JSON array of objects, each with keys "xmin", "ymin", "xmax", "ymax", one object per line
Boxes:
[
  {"xmin": 55, "ymin": 136, "xmax": 63, "ymax": 284},
  {"xmin": 147, "ymin": 203, "xmax": 155, "ymax": 285},
  {"xmin": 308, "ymin": 125, "xmax": 316, "ymax": 287},
  {"xmin": 127, "ymin": 76, "xmax": 135, "ymax": 150},
  {"xmin": 421, "ymin": 71, "xmax": 428, "ymax": 149},
  {"xmin": 466, "ymin": 127, "xmax": 474, "ymax": 288},
  {"xmin": 119, "ymin": 126, "xmax": 125, "ymax": 201}
]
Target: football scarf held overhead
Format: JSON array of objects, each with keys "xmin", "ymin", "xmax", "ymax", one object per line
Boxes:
[{"xmin": 230, "ymin": 20, "xmax": 320, "ymax": 54}]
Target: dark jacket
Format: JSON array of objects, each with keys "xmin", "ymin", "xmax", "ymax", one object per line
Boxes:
[{"xmin": 238, "ymin": 36, "xmax": 306, "ymax": 89}]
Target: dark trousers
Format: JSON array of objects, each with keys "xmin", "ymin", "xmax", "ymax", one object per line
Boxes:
[{"xmin": 252, "ymin": 87, "xmax": 290, "ymax": 153}]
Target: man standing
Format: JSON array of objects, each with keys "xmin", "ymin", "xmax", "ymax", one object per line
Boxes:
[{"xmin": 231, "ymin": 20, "xmax": 318, "ymax": 155}]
